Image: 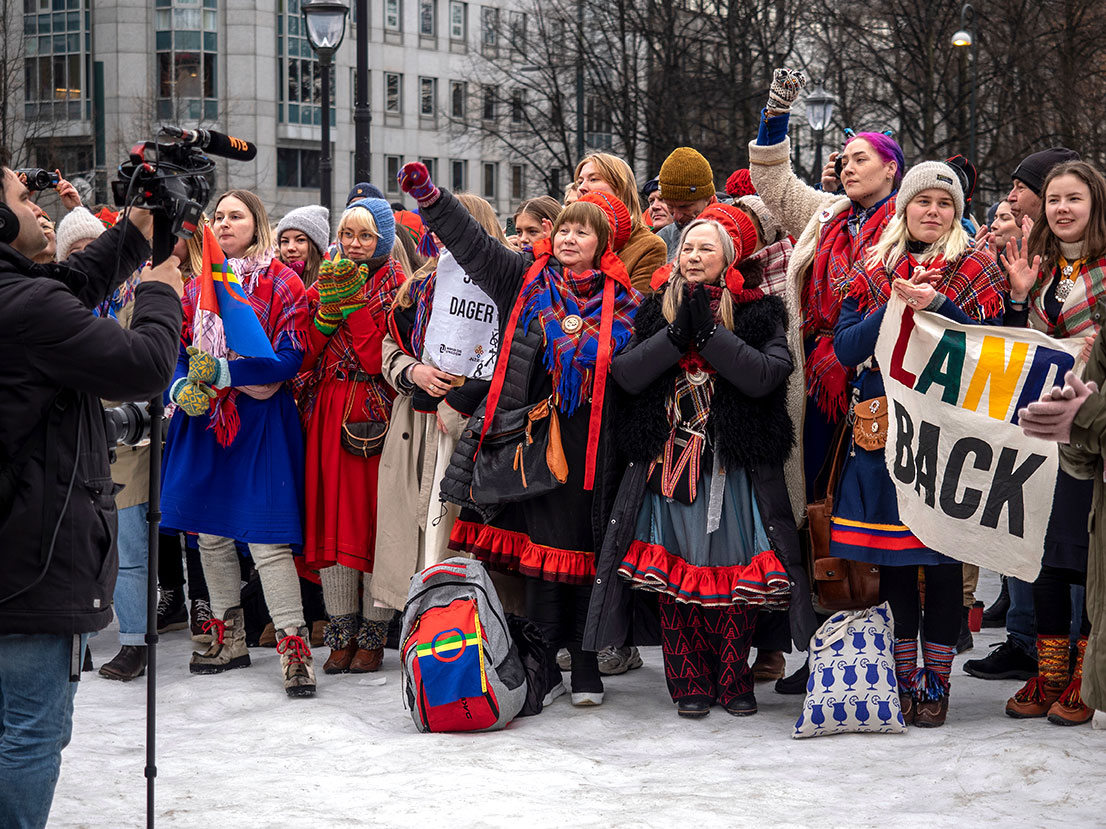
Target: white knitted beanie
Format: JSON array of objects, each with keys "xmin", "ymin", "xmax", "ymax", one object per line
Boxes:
[
  {"xmin": 896, "ymin": 161, "xmax": 965, "ymax": 223},
  {"xmin": 56, "ymin": 206, "xmax": 105, "ymax": 261},
  {"xmin": 275, "ymin": 204, "xmax": 331, "ymax": 256}
]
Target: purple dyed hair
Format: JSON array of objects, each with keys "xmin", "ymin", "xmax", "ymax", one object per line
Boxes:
[{"xmin": 845, "ymin": 132, "xmax": 905, "ymax": 188}]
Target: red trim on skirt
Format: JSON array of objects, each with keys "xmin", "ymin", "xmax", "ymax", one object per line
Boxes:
[
  {"xmin": 448, "ymin": 519, "xmax": 595, "ymax": 585},
  {"xmin": 618, "ymin": 541, "xmax": 791, "ymax": 609}
]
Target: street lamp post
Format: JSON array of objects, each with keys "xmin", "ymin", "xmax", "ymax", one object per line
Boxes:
[
  {"xmin": 302, "ymin": 0, "xmax": 350, "ymax": 212},
  {"xmin": 804, "ymin": 81, "xmax": 836, "ymax": 187},
  {"xmin": 354, "ymin": 0, "xmax": 371, "ymax": 183},
  {"xmin": 952, "ymin": 3, "xmax": 978, "ymax": 171}
]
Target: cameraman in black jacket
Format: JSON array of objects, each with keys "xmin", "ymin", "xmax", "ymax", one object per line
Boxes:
[{"xmin": 0, "ymin": 154, "xmax": 183, "ymax": 829}]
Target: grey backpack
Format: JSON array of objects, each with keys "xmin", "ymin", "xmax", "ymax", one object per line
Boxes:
[{"xmin": 400, "ymin": 557, "xmax": 527, "ymax": 732}]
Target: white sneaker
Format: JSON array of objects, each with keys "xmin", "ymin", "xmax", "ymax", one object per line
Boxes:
[
  {"xmin": 598, "ymin": 646, "xmax": 643, "ymax": 676},
  {"xmin": 542, "ymin": 681, "xmax": 566, "ymax": 707},
  {"xmin": 571, "ymin": 690, "xmax": 605, "ymax": 707},
  {"xmin": 556, "ymin": 648, "xmax": 572, "ymax": 671}
]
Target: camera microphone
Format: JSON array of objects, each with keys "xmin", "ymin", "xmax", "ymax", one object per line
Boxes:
[{"xmin": 162, "ymin": 126, "xmax": 258, "ymax": 161}]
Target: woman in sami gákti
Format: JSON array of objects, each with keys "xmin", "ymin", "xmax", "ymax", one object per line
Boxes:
[
  {"xmin": 832, "ymin": 163, "xmax": 1005, "ymax": 728},
  {"xmin": 589, "ymin": 212, "xmax": 815, "ymax": 719},
  {"xmin": 161, "ymin": 190, "xmax": 316, "ymax": 697},
  {"xmin": 1001, "ymin": 160, "xmax": 1106, "ymax": 726},
  {"xmin": 398, "ymin": 161, "xmax": 641, "ymax": 707},
  {"xmin": 294, "ymin": 199, "xmax": 405, "ymax": 676}
]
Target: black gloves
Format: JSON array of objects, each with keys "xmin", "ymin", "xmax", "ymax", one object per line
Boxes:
[
  {"xmin": 667, "ymin": 293, "xmax": 693, "ymax": 351},
  {"xmin": 689, "ymin": 284, "xmax": 717, "ymax": 350}
]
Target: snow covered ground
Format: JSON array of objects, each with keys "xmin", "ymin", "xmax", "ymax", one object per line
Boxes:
[{"xmin": 51, "ymin": 574, "xmax": 1106, "ymax": 829}]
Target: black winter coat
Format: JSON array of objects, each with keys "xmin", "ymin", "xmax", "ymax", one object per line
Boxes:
[
  {"xmin": 583, "ymin": 290, "xmax": 817, "ymax": 651},
  {"xmin": 420, "ymin": 189, "xmax": 623, "ymax": 554},
  {"xmin": 0, "ymin": 224, "xmax": 181, "ymax": 635}
]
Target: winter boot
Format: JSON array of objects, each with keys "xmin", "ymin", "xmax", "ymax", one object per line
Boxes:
[
  {"xmin": 751, "ymin": 649, "xmax": 786, "ymax": 682},
  {"xmin": 350, "ymin": 618, "xmax": 387, "ymax": 673},
  {"xmin": 99, "ymin": 645, "xmax": 148, "ymax": 681},
  {"xmin": 157, "ymin": 588, "xmax": 188, "ymax": 633},
  {"xmin": 190, "ymin": 606, "xmax": 251, "ymax": 675},
  {"xmin": 322, "ymin": 613, "xmax": 359, "ymax": 675},
  {"xmin": 913, "ymin": 642, "xmax": 955, "ymax": 728},
  {"xmin": 277, "ymin": 626, "xmax": 317, "ymax": 698},
  {"xmin": 190, "ymin": 598, "xmax": 213, "ymax": 643},
  {"xmin": 981, "ymin": 576, "xmax": 1010, "ymax": 627},
  {"xmin": 1005, "ymin": 636, "xmax": 1068, "ymax": 718},
  {"xmin": 956, "ymin": 606, "xmax": 973, "ymax": 653},
  {"xmin": 258, "ymin": 622, "xmax": 278, "ymax": 648},
  {"xmin": 310, "ymin": 619, "xmax": 327, "ymax": 648},
  {"xmin": 1048, "ymin": 637, "xmax": 1093, "ymax": 726}
]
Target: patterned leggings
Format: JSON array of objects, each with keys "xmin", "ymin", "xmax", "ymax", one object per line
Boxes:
[{"xmin": 659, "ymin": 596, "xmax": 757, "ymax": 706}]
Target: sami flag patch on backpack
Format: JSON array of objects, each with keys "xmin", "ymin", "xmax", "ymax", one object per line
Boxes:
[{"xmin": 415, "ymin": 601, "xmax": 489, "ymax": 708}]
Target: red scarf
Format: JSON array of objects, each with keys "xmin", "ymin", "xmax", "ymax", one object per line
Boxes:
[
  {"xmin": 805, "ymin": 198, "xmax": 896, "ymax": 417},
  {"xmin": 850, "ymin": 249, "xmax": 1005, "ymax": 323},
  {"xmin": 477, "ymin": 239, "xmax": 639, "ymax": 490}
]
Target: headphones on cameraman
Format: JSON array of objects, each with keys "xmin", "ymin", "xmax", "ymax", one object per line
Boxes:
[{"xmin": 0, "ymin": 201, "xmax": 17, "ymax": 246}]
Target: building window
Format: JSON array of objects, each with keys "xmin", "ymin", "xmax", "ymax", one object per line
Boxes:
[
  {"xmin": 419, "ymin": 76, "xmax": 437, "ymax": 116},
  {"xmin": 419, "ymin": 0, "xmax": 435, "ymax": 35},
  {"xmin": 585, "ymin": 95, "xmax": 613, "ymax": 149},
  {"xmin": 277, "ymin": 147, "xmax": 322, "ymax": 188},
  {"xmin": 385, "ymin": 0, "xmax": 402, "ymax": 30},
  {"xmin": 482, "ymin": 85, "xmax": 495, "ymax": 120},
  {"xmin": 511, "ymin": 164, "xmax": 524, "ymax": 200},
  {"xmin": 386, "ymin": 155, "xmax": 403, "ymax": 192},
  {"xmin": 420, "ymin": 158, "xmax": 437, "ymax": 181},
  {"xmin": 483, "ymin": 162, "xmax": 497, "ymax": 199},
  {"xmin": 481, "ymin": 6, "xmax": 497, "ymax": 54},
  {"xmin": 277, "ymin": 0, "xmax": 336, "ymax": 126},
  {"xmin": 385, "ymin": 72, "xmax": 402, "ymax": 113},
  {"xmin": 511, "ymin": 89, "xmax": 524, "ymax": 124},
  {"xmin": 449, "ymin": 1, "xmax": 466, "ymax": 40},
  {"xmin": 22, "ymin": 1, "xmax": 89, "ymax": 122},
  {"xmin": 451, "ymin": 159, "xmax": 467, "ymax": 190},
  {"xmin": 450, "ymin": 81, "xmax": 466, "ymax": 119},
  {"xmin": 154, "ymin": 0, "xmax": 219, "ymax": 123},
  {"xmin": 509, "ymin": 11, "xmax": 526, "ymax": 52}
]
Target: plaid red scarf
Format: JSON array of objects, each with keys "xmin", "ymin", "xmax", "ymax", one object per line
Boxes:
[
  {"xmin": 293, "ymin": 258, "xmax": 403, "ymax": 421},
  {"xmin": 181, "ymin": 256, "xmax": 309, "ymax": 446},
  {"xmin": 1029, "ymin": 256, "xmax": 1106, "ymax": 338},
  {"xmin": 477, "ymin": 238, "xmax": 640, "ymax": 490},
  {"xmin": 850, "ymin": 249, "xmax": 1005, "ymax": 322},
  {"xmin": 806, "ymin": 198, "xmax": 896, "ymax": 417},
  {"xmin": 408, "ymin": 270, "xmax": 436, "ymax": 358}
]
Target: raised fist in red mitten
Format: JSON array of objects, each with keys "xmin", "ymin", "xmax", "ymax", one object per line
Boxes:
[{"xmin": 397, "ymin": 162, "xmax": 440, "ymax": 206}]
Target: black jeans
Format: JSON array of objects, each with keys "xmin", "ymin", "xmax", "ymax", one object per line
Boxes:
[
  {"xmin": 1034, "ymin": 564, "xmax": 1090, "ymax": 637},
  {"xmin": 157, "ymin": 530, "xmax": 209, "ymax": 603},
  {"xmin": 525, "ymin": 576, "xmax": 601, "ymax": 692},
  {"xmin": 879, "ymin": 562, "xmax": 962, "ymax": 647}
]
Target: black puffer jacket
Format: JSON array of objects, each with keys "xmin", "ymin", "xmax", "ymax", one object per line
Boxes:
[
  {"xmin": 0, "ymin": 223, "xmax": 181, "ymax": 635},
  {"xmin": 584, "ymin": 289, "xmax": 817, "ymax": 651}
]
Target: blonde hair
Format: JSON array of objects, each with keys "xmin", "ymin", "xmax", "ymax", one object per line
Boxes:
[
  {"xmin": 574, "ymin": 153, "xmax": 644, "ymax": 229},
  {"xmin": 182, "ymin": 213, "xmax": 209, "ymax": 278},
  {"xmin": 215, "ymin": 190, "xmax": 272, "ymax": 259},
  {"xmin": 867, "ymin": 204, "xmax": 970, "ymax": 271},
  {"xmin": 661, "ymin": 219, "xmax": 736, "ymax": 331},
  {"xmin": 337, "ymin": 206, "xmax": 380, "ymax": 240},
  {"xmin": 395, "ymin": 193, "xmax": 508, "ymax": 309}
]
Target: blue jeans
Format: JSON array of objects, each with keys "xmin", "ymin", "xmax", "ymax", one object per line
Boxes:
[
  {"xmin": 0, "ymin": 633, "xmax": 88, "ymax": 829},
  {"xmin": 115, "ymin": 503, "xmax": 149, "ymax": 646}
]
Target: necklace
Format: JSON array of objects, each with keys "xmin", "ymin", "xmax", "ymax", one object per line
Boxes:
[{"xmin": 1055, "ymin": 256, "xmax": 1085, "ymax": 302}]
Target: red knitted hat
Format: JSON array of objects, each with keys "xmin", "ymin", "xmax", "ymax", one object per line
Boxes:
[
  {"xmin": 725, "ymin": 168, "xmax": 756, "ymax": 198},
  {"xmin": 699, "ymin": 204, "xmax": 757, "ymax": 262},
  {"xmin": 578, "ymin": 191, "xmax": 633, "ymax": 252}
]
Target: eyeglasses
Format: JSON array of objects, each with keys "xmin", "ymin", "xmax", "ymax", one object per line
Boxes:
[{"xmin": 338, "ymin": 230, "xmax": 378, "ymax": 245}]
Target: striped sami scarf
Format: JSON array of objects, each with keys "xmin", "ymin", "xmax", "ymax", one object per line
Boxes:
[
  {"xmin": 806, "ymin": 196, "xmax": 896, "ymax": 417},
  {"xmin": 1028, "ymin": 256, "xmax": 1106, "ymax": 338}
]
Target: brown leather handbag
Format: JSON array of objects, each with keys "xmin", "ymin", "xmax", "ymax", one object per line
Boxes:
[
  {"xmin": 852, "ymin": 395, "xmax": 889, "ymax": 451},
  {"xmin": 806, "ymin": 420, "xmax": 880, "ymax": 611}
]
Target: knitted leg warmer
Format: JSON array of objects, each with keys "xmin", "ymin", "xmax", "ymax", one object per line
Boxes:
[
  {"xmin": 892, "ymin": 638, "xmax": 918, "ymax": 693},
  {"xmin": 320, "ymin": 563, "xmax": 361, "ymax": 618},
  {"xmin": 197, "ymin": 533, "xmax": 245, "ymax": 620},
  {"xmin": 917, "ymin": 641, "xmax": 955, "ymax": 701},
  {"xmin": 248, "ymin": 542, "xmax": 306, "ymax": 631}
]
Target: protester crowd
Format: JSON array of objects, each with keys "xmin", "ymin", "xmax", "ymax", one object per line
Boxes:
[{"xmin": 7, "ymin": 61, "xmax": 1106, "ymax": 827}]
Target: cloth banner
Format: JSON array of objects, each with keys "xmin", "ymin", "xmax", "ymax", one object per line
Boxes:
[
  {"xmin": 421, "ymin": 250, "xmax": 499, "ymax": 379},
  {"xmin": 873, "ymin": 293, "xmax": 1083, "ymax": 581}
]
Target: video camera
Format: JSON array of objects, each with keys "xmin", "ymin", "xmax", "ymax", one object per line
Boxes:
[
  {"xmin": 111, "ymin": 125, "xmax": 257, "ymax": 244},
  {"xmin": 16, "ymin": 168, "xmax": 61, "ymax": 192},
  {"xmin": 103, "ymin": 401, "xmax": 157, "ymax": 447}
]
